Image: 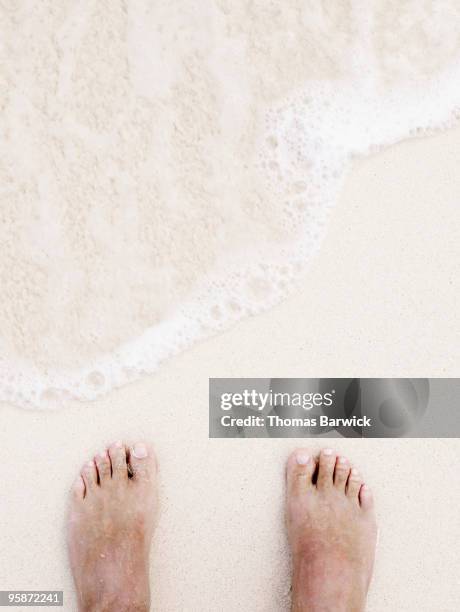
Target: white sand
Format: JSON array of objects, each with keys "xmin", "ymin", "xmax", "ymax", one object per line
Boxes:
[{"xmin": 1, "ymin": 126, "xmax": 460, "ymax": 610}]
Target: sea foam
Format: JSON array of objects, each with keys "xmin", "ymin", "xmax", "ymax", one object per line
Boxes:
[{"xmin": 0, "ymin": 1, "xmax": 459, "ymax": 408}]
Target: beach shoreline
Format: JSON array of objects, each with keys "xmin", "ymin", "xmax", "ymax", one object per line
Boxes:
[{"xmin": 1, "ymin": 125, "xmax": 459, "ymax": 610}]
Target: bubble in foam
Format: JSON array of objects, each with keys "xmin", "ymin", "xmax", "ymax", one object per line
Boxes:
[{"xmin": 86, "ymin": 371, "xmax": 106, "ymax": 389}]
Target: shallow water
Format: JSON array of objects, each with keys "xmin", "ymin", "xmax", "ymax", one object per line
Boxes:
[{"xmin": 1, "ymin": 1, "xmax": 459, "ymax": 408}]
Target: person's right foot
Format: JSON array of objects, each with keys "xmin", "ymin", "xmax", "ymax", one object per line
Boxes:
[
  {"xmin": 67, "ymin": 441, "xmax": 157, "ymax": 612},
  {"xmin": 286, "ymin": 448, "xmax": 377, "ymax": 612}
]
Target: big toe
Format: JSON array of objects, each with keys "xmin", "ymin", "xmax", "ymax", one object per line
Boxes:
[
  {"xmin": 286, "ymin": 449, "xmax": 316, "ymax": 496},
  {"xmin": 359, "ymin": 484, "xmax": 374, "ymax": 512},
  {"xmin": 128, "ymin": 442, "xmax": 156, "ymax": 485},
  {"xmin": 71, "ymin": 475, "xmax": 85, "ymax": 502}
]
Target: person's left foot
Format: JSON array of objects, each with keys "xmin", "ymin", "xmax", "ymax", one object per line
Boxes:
[{"xmin": 67, "ymin": 441, "xmax": 157, "ymax": 612}]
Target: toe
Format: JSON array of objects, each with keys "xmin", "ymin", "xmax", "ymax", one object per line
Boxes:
[
  {"xmin": 316, "ymin": 448, "xmax": 336, "ymax": 490},
  {"xmin": 334, "ymin": 455, "xmax": 350, "ymax": 491},
  {"xmin": 359, "ymin": 484, "xmax": 374, "ymax": 512},
  {"xmin": 128, "ymin": 442, "xmax": 156, "ymax": 484},
  {"xmin": 95, "ymin": 449, "xmax": 111, "ymax": 485},
  {"xmin": 108, "ymin": 441, "xmax": 128, "ymax": 481},
  {"xmin": 286, "ymin": 449, "xmax": 316, "ymax": 495},
  {"xmin": 81, "ymin": 460, "xmax": 98, "ymax": 493},
  {"xmin": 72, "ymin": 475, "xmax": 85, "ymax": 501},
  {"xmin": 346, "ymin": 467, "xmax": 363, "ymax": 501}
]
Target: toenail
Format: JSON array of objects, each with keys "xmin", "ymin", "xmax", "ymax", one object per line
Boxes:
[
  {"xmin": 323, "ymin": 448, "xmax": 333, "ymax": 456},
  {"xmin": 132, "ymin": 443, "xmax": 148, "ymax": 459},
  {"xmin": 296, "ymin": 453, "xmax": 310, "ymax": 465},
  {"xmin": 114, "ymin": 441, "xmax": 123, "ymax": 448},
  {"xmin": 351, "ymin": 468, "xmax": 359, "ymax": 476},
  {"xmin": 339, "ymin": 456, "xmax": 348, "ymax": 464},
  {"xmin": 86, "ymin": 461, "xmax": 93, "ymax": 469}
]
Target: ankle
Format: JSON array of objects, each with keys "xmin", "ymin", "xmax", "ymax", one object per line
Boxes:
[
  {"xmin": 291, "ymin": 554, "xmax": 367, "ymax": 612},
  {"xmin": 79, "ymin": 577, "xmax": 150, "ymax": 612},
  {"xmin": 81, "ymin": 598, "xmax": 149, "ymax": 612}
]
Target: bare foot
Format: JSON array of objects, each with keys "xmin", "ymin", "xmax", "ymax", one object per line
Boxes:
[
  {"xmin": 286, "ymin": 448, "xmax": 377, "ymax": 612},
  {"xmin": 67, "ymin": 441, "xmax": 157, "ymax": 612}
]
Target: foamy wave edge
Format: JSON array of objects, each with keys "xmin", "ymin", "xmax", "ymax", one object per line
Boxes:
[{"xmin": 2, "ymin": 59, "xmax": 460, "ymax": 409}]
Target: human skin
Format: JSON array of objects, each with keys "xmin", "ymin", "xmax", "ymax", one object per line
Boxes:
[
  {"xmin": 67, "ymin": 441, "xmax": 156, "ymax": 612},
  {"xmin": 286, "ymin": 448, "xmax": 377, "ymax": 612},
  {"xmin": 67, "ymin": 444, "xmax": 376, "ymax": 612}
]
